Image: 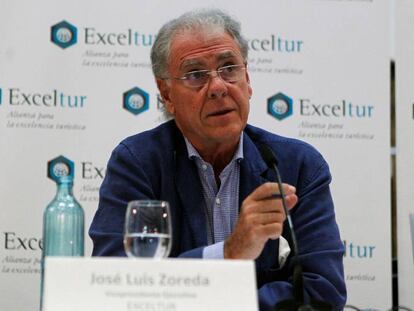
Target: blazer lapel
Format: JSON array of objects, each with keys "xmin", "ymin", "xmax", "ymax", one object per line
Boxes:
[
  {"xmin": 240, "ymin": 133, "xmax": 281, "ymax": 270},
  {"xmin": 239, "ymin": 132, "xmax": 268, "ymax": 203}
]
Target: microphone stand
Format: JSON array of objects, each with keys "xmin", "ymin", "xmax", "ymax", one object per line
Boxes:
[{"xmin": 259, "ymin": 145, "xmax": 332, "ymax": 311}]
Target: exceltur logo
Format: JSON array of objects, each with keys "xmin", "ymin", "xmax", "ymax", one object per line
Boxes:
[
  {"xmin": 267, "ymin": 92, "xmax": 374, "ymax": 121},
  {"xmin": 50, "ymin": 21, "xmax": 156, "ymax": 48},
  {"xmin": 51, "ymin": 20, "xmax": 78, "ymax": 49},
  {"xmin": 47, "ymin": 155, "xmax": 75, "ymax": 183},
  {"xmin": 247, "ymin": 35, "xmax": 303, "ymax": 53},
  {"xmin": 1, "ymin": 87, "xmax": 86, "ymax": 108},
  {"xmin": 300, "ymin": 99, "xmax": 374, "ymax": 118},
  {"xmin": 123, "ymin": 87, "xmax": 149, "ymax": 115},
  {"xmin": 267, "ymin": 92, "xmax": 293, "ymax": 121},
  {"xmin": 343, "ymin": 240, "xmax": 375, "ymax": 259},
  {"xmin": 3, "ymin": 232, "xmax": 42, "ymax": 251}
]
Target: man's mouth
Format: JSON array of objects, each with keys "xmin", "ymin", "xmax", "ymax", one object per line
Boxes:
[{"xmin": 208, "ymin": 109, "xmax": 234, "ymax": 117}]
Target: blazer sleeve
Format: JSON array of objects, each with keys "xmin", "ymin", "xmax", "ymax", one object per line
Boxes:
[
  {"xmin": 258, "ymin": 161, "xmax": 347, "ymax": 311},
  {"xmin": 89, "ymin": 142, "xmax": 156, "ymax": 257},
  {"xmin": 89, "ymin": 140, "xmax": 207, "ymax": 259}
]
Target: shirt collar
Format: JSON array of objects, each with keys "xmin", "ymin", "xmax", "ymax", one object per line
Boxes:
[{"xmin": 184, "ymin": 135, "xmax": 244, "ymax": 163}]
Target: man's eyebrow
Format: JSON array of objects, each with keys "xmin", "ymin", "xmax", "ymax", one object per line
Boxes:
[
  {"xmin": 180, "ymin": 51, "xmax": 242, "ymax": 69},
  {"xmin": 180, "ymin": 59, "xmax": 205, "ymax": 71},
  {"xmin": 216, "ymin": 51, "xmax": 238, "ymax": 61}
]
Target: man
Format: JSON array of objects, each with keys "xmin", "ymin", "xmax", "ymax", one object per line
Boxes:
[{"xmin": 89, "ymin": 8, "xmax": 346, "ymax": 310}]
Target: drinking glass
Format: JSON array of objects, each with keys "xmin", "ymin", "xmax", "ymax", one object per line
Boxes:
[{"xmin": 123, "ymin": 200, "xmax": 172, "ymax": 258}]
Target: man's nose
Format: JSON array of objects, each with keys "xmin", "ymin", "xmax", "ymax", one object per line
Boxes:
[{"xmin": 207, "ymin": 72, "xmax": 228, "ymax": 99}]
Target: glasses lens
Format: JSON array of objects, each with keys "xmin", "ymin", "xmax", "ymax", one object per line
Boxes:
[
  {"xmin": 184, "ymin": 70, "xmax": 209, "ymax": 87},
  {"xmin": 181, "ymin": 65, "xmax": 245, "ymax": 87},
  {"xmin": 219, "ymin": 65, "xmax": 244, "ymax": 82}
]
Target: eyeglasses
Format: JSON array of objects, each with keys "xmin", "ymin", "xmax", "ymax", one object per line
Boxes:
[{"xmin": 164, "ymin": 64, "xmax": 247, "ymax": 88}]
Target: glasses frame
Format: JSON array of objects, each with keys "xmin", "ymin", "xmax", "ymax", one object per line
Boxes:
[{"xmin": 164, "ymin": 64, "xmax": 247, "ymax": 88}]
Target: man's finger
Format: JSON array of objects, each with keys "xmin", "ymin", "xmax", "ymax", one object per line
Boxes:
[
  {"xmin": 248, "ymin": 182, "xmax": 296, "ymax": 201},
  {"xmin": 243, "ymin": 193, "xmax": 298, "ymax": 214},
  {"xmin": 248, "ymin": 212, "xmax": 286, "ymax": 225}
]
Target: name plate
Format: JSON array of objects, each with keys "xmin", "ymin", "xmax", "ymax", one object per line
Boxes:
[{"xmin": 43, "ymin": 257, "xmax": 258, "ymax": 311}]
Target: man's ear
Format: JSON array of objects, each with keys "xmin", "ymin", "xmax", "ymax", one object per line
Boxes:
[{"xmin": 156, "ymin": 78, "xmax": 175, "ymax": 115}]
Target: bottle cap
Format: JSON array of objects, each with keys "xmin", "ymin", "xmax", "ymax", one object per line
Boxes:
[{"xmin": 57, "ymin": 175, "xmax": 74, "ymax": 184}]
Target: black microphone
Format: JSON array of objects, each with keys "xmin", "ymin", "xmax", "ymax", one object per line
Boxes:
[{"xmin": 259, "ymin": 144, "xmax": 332, "ymax": 311}]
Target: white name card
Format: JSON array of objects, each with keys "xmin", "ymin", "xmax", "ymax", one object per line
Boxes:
[{"xmin": 42, "ymin": 257, "xmax": 259, "ymax": 311}]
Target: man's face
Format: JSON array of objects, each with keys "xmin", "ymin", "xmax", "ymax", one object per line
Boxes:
[{"xmin": 157, "ymin": 30, "xmax": 252, "ymax": 150}]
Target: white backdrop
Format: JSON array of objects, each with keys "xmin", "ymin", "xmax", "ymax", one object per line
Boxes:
[
  {"xmin": 395, "ymin": 0, "xmax": 414, "ymax": 308},
  {"xmin": 0, "ymin": 1, "xmax": 391, "ymax": 310}
]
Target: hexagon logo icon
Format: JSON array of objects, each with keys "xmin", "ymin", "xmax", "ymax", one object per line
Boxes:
[
  {"xmin": 123, "ymin": 87, "xmax": 149, "ymax": 115},
  {"xmin": 47, "ymin": 155, "xmax": 75, "ymax": 183},
  {"xmin": 51, "ymin": 21, "xmax": 77, "ymax": 49},
  {"xmin": 267, "ymin": 92, "xmax": 293, "ymax": 121}
]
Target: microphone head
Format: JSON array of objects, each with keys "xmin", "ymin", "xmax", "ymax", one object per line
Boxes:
[{"xmin": 259, "ymin": 144, "xmax": 278, "ymax": 167}]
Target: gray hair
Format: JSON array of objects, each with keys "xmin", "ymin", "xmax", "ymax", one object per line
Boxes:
[{"xmin": 150, "ymin": 8, "xmax": 249, "ymax": 78}]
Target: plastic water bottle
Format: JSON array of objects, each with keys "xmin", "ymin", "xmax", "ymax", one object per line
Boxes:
[
  {"xmin": 42, "ymin": 175, "xmax": 84, "ymax": 257},
  {"xmin": 40, "ymin": 176, "xmax": 85, "ymax": 310},
  {"xmin": 40, "ymin": 175, "xmax": 84, "ymax": 310}
]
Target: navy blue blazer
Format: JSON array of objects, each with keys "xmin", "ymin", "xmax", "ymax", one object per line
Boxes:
[{"xmin": 89, "ymin": 120, "xmax": 346, "ymax": 310}]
